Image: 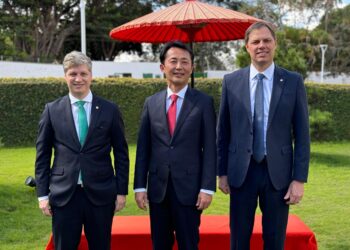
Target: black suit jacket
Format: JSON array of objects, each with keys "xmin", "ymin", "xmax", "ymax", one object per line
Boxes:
[
  {"xmin": 134, "ymin": 87, "xmax": 217, "ymax": 206},
  {"xmin": 217, "ymin": 66, "xmax": 310, "ymax": 190},
  {"xmin": 35, "ymin": 95, "xmax": 129, "ymax": 207}
]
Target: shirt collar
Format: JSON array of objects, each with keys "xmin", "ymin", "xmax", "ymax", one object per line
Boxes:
[
  {"xmin": 249, "ymin": 62, "xmax": 275, "ymax": 81},
  {"xmin": 167, "ymin": 85, "xmax": 188, "ymax": 99},
  {"xmin": 69, "ymin": 90, "xmax": 93, "ymax": 104}
]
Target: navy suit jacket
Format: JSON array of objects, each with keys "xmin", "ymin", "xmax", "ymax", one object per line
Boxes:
[
  {"xmin": 134, "ymin": 87, "xmax": 217, "ymax": 205},
  {"xmin": 217, "ymin": 66, "xmax": 310, "ymax": 190},
  {"xmin": 35, "ymin": 95, "xmax": 129, "ymax": 207}
]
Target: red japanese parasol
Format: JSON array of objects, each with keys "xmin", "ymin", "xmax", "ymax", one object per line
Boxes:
[{"xmin": 109, "ymin": 0, "xmax": 262, "ymax": 86}]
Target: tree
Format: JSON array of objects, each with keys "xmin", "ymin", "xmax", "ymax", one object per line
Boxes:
[
  {"xmin": 315, "ymin": 4, "xmax": 350, "ymax": 74},
  {"xmin": 0, "ymin": 0, "xmax": 80, "ymax": 61},
  {"xmin": 0, "ymin": 0, "xmax": 154, "ymax": 62},
  {"xmin": 284, "ymin": 0, "xmax": 341, "ymax": 31},
  {"xmin": 63, "ymin": 0, "xmax": 153, "ymax": 61}
]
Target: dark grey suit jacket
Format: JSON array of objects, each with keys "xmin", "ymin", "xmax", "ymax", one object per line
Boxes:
[
  {"xmin": 134, "ymin": 87, "xmax": 217, "ymax": 205},
  {"xmin": 35, "ymin": 95, "xmax": 129, "ymax": 207},
  {"xmin": 217, "ymin": 66, "xmax": 310, "ymax": 190}
]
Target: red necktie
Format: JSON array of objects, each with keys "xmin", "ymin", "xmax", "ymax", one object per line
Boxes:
[{"xmin": 167, "ymin": 94, "xmax": 178, "ymax": 136}]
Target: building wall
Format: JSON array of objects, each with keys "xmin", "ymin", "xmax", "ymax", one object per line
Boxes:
[
  {"xmin": 0, "ymin": 61, "xmax": 163, "ymax": 79},
  {"xmin": 1, "ymin": 61, "xmax": 349, "ymax": 84}
]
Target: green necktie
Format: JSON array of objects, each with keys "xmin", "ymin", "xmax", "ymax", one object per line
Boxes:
[
  {"xmin": 76, "ymin": 101, "xmax": 88, "ymax": 146},
  {"xmin": 76, "ymin": 100, "xmax": 88, "ymax": 185}
]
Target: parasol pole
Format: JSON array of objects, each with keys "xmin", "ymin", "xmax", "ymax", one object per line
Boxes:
[{"xmin": 190, "ymin": 42, "xmax": 194, "ymax": 88}]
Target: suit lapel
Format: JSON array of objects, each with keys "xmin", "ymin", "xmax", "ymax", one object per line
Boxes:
[
  {"xmin": 155, "ymin": 90, "xmax": 171, "ymax": 141},
  {"xmin": 171, "ymin": 87, "xmax": 197, "ymax": 142},
  {"xmin": 241, "ymin": 67, "xmax": 253, "ymax": 126},
  {"xmin": 267, "ymin": 66, "xmax": 285, "ymax": 129},
  {"xmin": 83, "ymin": 95, "xmax": 101, "ymax": 148},
  {"xmin": 63, "ymin": 95, "xmax": 81, "ymax": 149}
]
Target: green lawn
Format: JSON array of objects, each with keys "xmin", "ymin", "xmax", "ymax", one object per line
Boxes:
[{"xmin": 0, "ymin": 142, "xmax": 349, "ymax": 250}]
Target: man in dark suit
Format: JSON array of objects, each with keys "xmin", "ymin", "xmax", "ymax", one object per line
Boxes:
[
  {"xmin": 217, "ymin": 22, "xmax": 310, "ymax": 250},
  {"xmin": 35, "ymin": 51, "xmax": 129, "ymax": 250},
  {"xmin": 134, "ymin": 41, "xmax": 217, "ymax": 250}
]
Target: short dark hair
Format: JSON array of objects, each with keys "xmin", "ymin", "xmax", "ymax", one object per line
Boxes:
[
  {"xmin": 159, "ymin": 41, "xmax": 194, "ymax": 64},
  {"xmin": 245, "ymin": 21, "xmax": 276, "ymax": 44}
]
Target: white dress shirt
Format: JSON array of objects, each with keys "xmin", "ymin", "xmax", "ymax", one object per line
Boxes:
[
  {"xmin": 165, "ymin": 84, "xmax": 188, "ymax": 117},
  {"xmin": 249, "ymin": 63, "xmax": 274, "ymax": 155},
  {"xmin": 69, "ymin": 91, "xmax": 93, "ymax": 136}
]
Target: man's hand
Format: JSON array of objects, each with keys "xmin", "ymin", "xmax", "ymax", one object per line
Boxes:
[
  {"xmin": 218, "ymin": 176, "xmax": 230, "ymax": 194},
  {"xmin": 39, "ymin": 199, "xmax": 52, "ymax": 216},
  {"xmin": 135, "ymin": 192, "xmax": 148, "ymax": 211},
  {"xmin": 284, "ymin": 180, "xmax": 304, "ymax": 205},
  {"xmin": 196, "ymin": 192, "xmax": 212, "ymax": 210},
  {"xmin": 115, "ymin": 195, "xmax": 126, "ymax": 212}
]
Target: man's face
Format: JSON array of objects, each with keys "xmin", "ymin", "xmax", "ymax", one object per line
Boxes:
[
  {"xmin": 64, "ymin": 64, "xmax": 92, "ymax": 99},
  {"xmin": 245, "ymin": 26, "xmax": 277, "ymax": 71},
  {"xmin": 160, "ymin": 47, "xmax": 193, "ymax": 88}
]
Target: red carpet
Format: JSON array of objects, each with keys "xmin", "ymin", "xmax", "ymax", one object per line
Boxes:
[{"xmin": 46, "ymin": 214, "xmax": 317, "ymax": 250}]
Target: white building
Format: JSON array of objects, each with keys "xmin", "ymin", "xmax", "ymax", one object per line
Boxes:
[
  {"xmin": 0, "ymin": 61, "xmax": 349, "ymax": 84},
  {"xmin": 0, "ymin": 61, "xmax": 163, "ymax": 79}
]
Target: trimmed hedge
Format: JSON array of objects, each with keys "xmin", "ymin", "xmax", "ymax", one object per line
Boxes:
[
  {"xmin": 307, "ymin": 83, "xmax": 350, "ymax": 140},
  {"xmin": 0, "ymin": 78, "xmax": 349, "ymax": 147}
]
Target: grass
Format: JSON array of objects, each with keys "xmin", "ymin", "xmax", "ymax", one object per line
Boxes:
[{"xmin": 0, "ymin": 142, "xmax": 349, "ymax": 250}]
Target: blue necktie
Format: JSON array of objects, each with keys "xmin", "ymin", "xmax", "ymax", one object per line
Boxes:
[{"xmin": 253, "ymin": 73, "xmax": 265, "ymax": 163}]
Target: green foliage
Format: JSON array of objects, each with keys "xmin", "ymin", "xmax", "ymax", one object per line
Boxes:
[
  {"xmin": 235, "ymin": 46, "xmax": 251, "ymax": 68},
  {"xmin": 73, "ymin": 0, "xmax": 153, "ymax": 60},
  {"xmin": 316, "ymin": 5, "xmax": 350, "ymax": 74},
  {"xmin": 275, "ymin": 47, "xmax": 307, "ymax": 78},
  {"xmin": 307, "ymin": 83, "xmax": 350, "ymax": 141},
  {"xmin": 0, "ymin": 0, "xmax": 153, "ymax": 62},
  {"xmin": 0, "ymin": 79, "xmax": 349, "ymax": 147},
  {"xmin": 0, "ymin": 1, "xmax": 80, "ymax": 61},
  {"xmin": 309, "ymin": 109, "xmax": 334, "ymax": 141}
]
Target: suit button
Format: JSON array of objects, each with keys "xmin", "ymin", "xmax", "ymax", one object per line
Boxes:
[
  {"xmin": 170, "ymin": 146, "xmax": 174, "ymax": 149},
  {"xmin": 247, "ymin": 149, "xmax": 251, "ymax": 153},
  {"xmin": 250, "ymin": 131, "xmax": 253, "ymax": 135}
]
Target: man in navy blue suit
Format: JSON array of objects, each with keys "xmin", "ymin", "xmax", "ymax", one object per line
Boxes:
[
  {"xmin": 217, "ymin": 22, "xmax": 310, "ymax": 250},
  {"xmin": 35, "ymin": 51, "xmax": 129, "ymax": 250},
  {"xmin": 134, "ymin": 41, "xmax": 217, "ymax": 250}
]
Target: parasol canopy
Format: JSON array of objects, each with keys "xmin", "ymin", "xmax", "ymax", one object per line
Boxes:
[
  {"xmin": 110, "ymin": 0, "xmax": 263, "ymax": 87},
  {"xmin": 110, "ymin": 0, "xmax": 261, "ymax": 43}
]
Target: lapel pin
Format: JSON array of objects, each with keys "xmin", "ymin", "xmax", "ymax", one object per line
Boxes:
[
  {"xmin": 280, "ymin": 79, "xmax": 284, "ymax": 83},
  {"xmin": 96, "ymin": 106, "xmax": 99, "ymax": 110}
]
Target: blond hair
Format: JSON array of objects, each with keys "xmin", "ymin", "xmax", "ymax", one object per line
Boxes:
[{"xmin": 63, "ymin": 51, "xmax": 92, "ymax": 73}]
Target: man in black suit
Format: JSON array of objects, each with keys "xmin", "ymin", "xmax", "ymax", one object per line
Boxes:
[
  {"xmin": 35, "ymin": 51, "xmax": 129, "ymax": 250},
  {"xmin": 217, "ymin": 22, "xmax": 310, "ymax": 250},
  {"xmin": 134, "ymin": 41, "xmax": 217, "ymax": 250}
]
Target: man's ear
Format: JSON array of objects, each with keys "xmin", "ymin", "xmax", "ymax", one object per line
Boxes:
[{"xmin": 160, "ymin": 64, "xmax": 165, "ymax": 72}]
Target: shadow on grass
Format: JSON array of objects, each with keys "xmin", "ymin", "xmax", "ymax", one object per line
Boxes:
[{"xmin": 310, "ymin": 152, "xmax": 350, "ymax": 168}]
